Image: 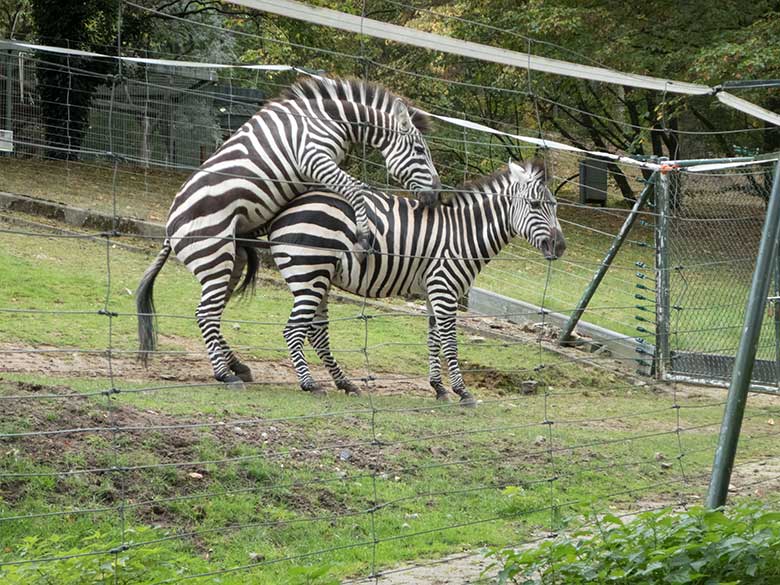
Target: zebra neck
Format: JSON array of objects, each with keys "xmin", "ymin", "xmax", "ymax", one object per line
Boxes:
[
  {"xmin": 449, "ymin": 183, "xmax": 515, "ymax": 263},
  {"xmin": 331, "ymin": 102, "xmax": 395, "ymax": 148}
]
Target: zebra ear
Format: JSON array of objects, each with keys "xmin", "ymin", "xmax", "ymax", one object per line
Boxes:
[
  {"xmin": 508, "ymin": 160, "xmax": 529, "ymax": 183},
  {"xmin": 392, "ymin": 98, "xmax": 413, "ymax": 133}
]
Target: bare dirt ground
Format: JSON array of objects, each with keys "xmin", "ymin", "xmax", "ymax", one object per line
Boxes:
[{"xmin": 0, "ymin": 337, "xmax": 438, "ymax": 398}]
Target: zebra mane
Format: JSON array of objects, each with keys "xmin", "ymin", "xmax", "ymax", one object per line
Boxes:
[
  {"xmin": 279, "ymin": 76, "xmax": 431, "ymax": 132},
  {"xmin": 461, "ymin": 160, "xmax": 547, "ymax": 194}
]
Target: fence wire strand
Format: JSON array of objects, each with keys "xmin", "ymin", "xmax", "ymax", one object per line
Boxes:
[{"xmin": 2, "ymin": 4, "xmax": 780, "ymax": 584}]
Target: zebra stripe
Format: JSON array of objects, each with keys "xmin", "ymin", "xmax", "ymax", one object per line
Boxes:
[
  {"xmin": 269, "ymin": 160, "xmax": 566, "ymax": 403},
  {"xmin": 136, "ymin": 78, "xmax": 441, "ymax": 385}
]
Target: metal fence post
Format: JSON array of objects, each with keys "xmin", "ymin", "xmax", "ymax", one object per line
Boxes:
[
  {"xmin": 706, "ymin": 160, "xmax": 780, "ymax": 508},
  {"xmin": 560, "ymin": 172, "xmax": 658, "ymax": 345},
  {"xmin": 654, "ymin": 167, "xmax": 672, "ymax": 379}
]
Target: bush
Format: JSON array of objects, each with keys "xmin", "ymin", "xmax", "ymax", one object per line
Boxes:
[{"xmin": 492, "ymin": 504, "xmax": 780, "ymax": 584}]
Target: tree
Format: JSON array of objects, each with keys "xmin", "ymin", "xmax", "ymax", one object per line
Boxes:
[
  {"xmin": 0, "ymin": 0, "xmax": 31, "ymax": 38},
  {"xmin": 30, "ymin": 0, "xmax": 129, "ymax": 158}
]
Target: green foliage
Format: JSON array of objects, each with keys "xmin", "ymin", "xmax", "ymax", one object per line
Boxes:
[
  {"xmin": 491, "ymin": 504, "xmax": 780, "ymax": 585},
  {"xmin": 0, "ymin": 527, "xmax": 202, "ymax": 584}
]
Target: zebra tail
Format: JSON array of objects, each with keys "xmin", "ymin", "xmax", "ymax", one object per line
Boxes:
[
  {"xmin": 137, "ymin": 241, "xmax": 172, "ymax": 366},
  {"xmin": 235, "ymin": 245, "xmax": 260, "ymax": 299}
]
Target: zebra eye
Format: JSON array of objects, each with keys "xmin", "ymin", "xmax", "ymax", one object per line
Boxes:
[
  {"xmin": 414, "ymin": 145, "xmax": 425, "ymax": 155},
  {"xmin": 529, "ymin": 199, "xmax": 542, "ymax": 210}
]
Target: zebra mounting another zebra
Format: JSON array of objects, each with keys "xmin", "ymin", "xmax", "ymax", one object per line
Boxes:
[
  {"xmin": 260, "ymin": 160, "xmax": 566, "ymax": 405},
  {"xmin": 136, "ymin": 77, "xmax": 441, "ymax": 387}
]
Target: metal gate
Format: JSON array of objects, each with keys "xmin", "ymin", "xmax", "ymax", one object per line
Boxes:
[{"xmin": 662, "ymin": 163, "xmax": 778, "ymax": 388}]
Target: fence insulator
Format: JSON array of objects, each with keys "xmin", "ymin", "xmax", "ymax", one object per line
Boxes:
[
  {"xmin": 635, "ymin": 261, "xmax": 647, "ymax": 269},
  {"xmin": 636, "ymin": 283, "xmax": 657, "ymax": 293}
]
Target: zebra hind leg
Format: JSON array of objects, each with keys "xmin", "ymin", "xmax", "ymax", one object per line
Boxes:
[
  {"xmin": 197, "ymin": 294, "xmax": 244, "ymax": 390},
  {"xmin": 220, "ymin": 246, "xmax": 253, "ymax": 383},
  {"xmin": 308, "ymin": 299, "xmax": 360, "ymax": 396},
  {"xmin": 284, "ymin": 298, "xmax": 327, "ymax": 396}
]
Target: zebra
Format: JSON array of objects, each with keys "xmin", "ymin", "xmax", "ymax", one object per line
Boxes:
[
  {"xmin": 258, "ymin": 160, "xmax": 566, "ymax": 404},
  {"xmin": 136, "ymin": 77, "xmax": 441, "ymax": 388}
]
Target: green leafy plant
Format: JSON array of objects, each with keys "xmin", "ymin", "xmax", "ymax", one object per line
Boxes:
[
  {"xmin": 0, "ymin": 527, "xmax": 201, "ymax": 585},
  {"xmin": 491, "ymin": 504, "xmax": 780, "ymax": 584}
]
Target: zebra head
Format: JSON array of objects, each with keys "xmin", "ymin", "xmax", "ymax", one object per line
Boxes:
[
  {"xmin": 507, "ymin": 160, "xmax": 566, "ymax": 260},
  {"xmin": 381, "ymin": 99, "xmax": 441, "ymax": 202}
]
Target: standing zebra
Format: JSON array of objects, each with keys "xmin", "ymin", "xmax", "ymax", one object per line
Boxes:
[
  {"xmin": 136, "ymin": 77, "xmax": 441, "ymax": 387},
  {"xmin": 262, "ymin": 160, "xmax": 566, "ymax": 404}
]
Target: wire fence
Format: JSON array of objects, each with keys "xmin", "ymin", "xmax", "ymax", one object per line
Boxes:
[
  {"xmin": 1, "ymin": 4, "xmax": 780, "ymax": 585},
  {"xmin": 665, "ymin": 165, "xmax": 779, "ymax": 387}
]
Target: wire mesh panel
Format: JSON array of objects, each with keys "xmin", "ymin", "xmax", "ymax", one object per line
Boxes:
[{"xmin": 666, "ymin": 164, "xmax": 777, "ymax": 387}]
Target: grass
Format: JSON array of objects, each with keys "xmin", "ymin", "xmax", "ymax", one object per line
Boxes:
[{"xmin": 1, "ymin": 210, "xmax": 780, "ymax": 583}]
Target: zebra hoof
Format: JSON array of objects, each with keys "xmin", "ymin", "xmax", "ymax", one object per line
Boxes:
[
  {"xmin": 435, "ymin": 391, "xmax": 450, "ymax": 402},
  {"xmin": 301, "ymin": 381, "xmax": 327, "ymax": 396},
  {"xmin": 231, "ymin": 362, "xmax": 253, "ymax": 383},
  {"xmin": 337, "ymin": 380, "xmax": 362, "ymax": 396},
  {"xmin": 220, "ymin": 374, "xmax": 246, "ymax": 391},
  {"xmin": 459, "ymin": 394, "xmax": 477, "ymax": 408}
]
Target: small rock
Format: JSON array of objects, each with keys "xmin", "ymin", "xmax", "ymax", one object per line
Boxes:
[
  {"xmin": 261, "ymin": 432, "xmax": 268, "ymax": 439},
  {"xmin": 768, "ymin": 418, "xmax": 775, "ymax": 426},
  {"xmin": 660, "ymin": 462, "xmax": 673, "ymax": 470},
  {"xmin": 248, "ymin": 552, "xmax": 265, "ymax": 562},
  {"xmin": 468, "ymin": 335, "xmax": 486, "ymax": 343},
  {"xmin": 534, "ymin": 435, "xmax": 547, "ymax": 446},
  {"xmin": 339, "ymin": 449, "xmax": 351, "ymax": 461},
  {"xmin": 405, "ymin": 513, "xmax": 419, "ymax": 519},
  {"xmin": 231, "ymin": 426, "xmax": 246, "ymax": 435},
  {"xmin": 728, "ymin": 483, "xmax": 737, "ymax": 492},
  {"xmin": 521, "ymin": 380, "xmax": 539, "ymax": 395},
  {"xmin": 188, "ymin": 472, "xmax": 204, "ymax": 479},
  {"xmin": 654, "ymin": 452, "xmax": 666, "ymax": 461},
  {"xmin": 232, "ymin": 323, "xmax": 241, "ymax": 330},
  {"xmin": 124, "ymin": 288, "xmax": 133, "ymax": 296},
  {"xmin": 401, "ymin": 522, "xmax": 410, "ymax": 529}
]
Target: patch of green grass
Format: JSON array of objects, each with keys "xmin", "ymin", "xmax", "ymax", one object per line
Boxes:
[{"xmin": 2, "ymin": 369, "xmax": 779, "ymax": 583}]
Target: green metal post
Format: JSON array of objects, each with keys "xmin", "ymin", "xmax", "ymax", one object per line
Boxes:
[
  {"xmin": 560, "ymin": 172, "xmax": 658, "ymax": 345},
  {"xmin": 654, "ymin": 169, "xmax": 671, "ymax": 379},
  {"xmin": 706, "ymin": 160, "xmax": 780, "ymax": 508},
  {"xmin": 774, "ymin": 235, "xmax": 780, "ymax": 387}
]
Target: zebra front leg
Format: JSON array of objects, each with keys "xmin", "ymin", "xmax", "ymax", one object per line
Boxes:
[
  {"xmin": 308, "ymin": 298, "xmax": 360, "ymax": 396},
  {"xmin": 430, "ymin": 297, "xmax": 476, "ymax": 407},
  {"xmin": 304, "ymin": 158, "xmax": 375, "ymax": 258},
  {"xmin": 426, "ymin": 309, "xmax": 449, "ymax": 401}
]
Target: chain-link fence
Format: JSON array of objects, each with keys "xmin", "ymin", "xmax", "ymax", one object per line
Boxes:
[
  {"xmin": 665, "ymin": 164, "xmax": 778, "ymax": 387},
  {"xmin": 1, "ymin": 47, "xmax": 266, "ymax": 167}
]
